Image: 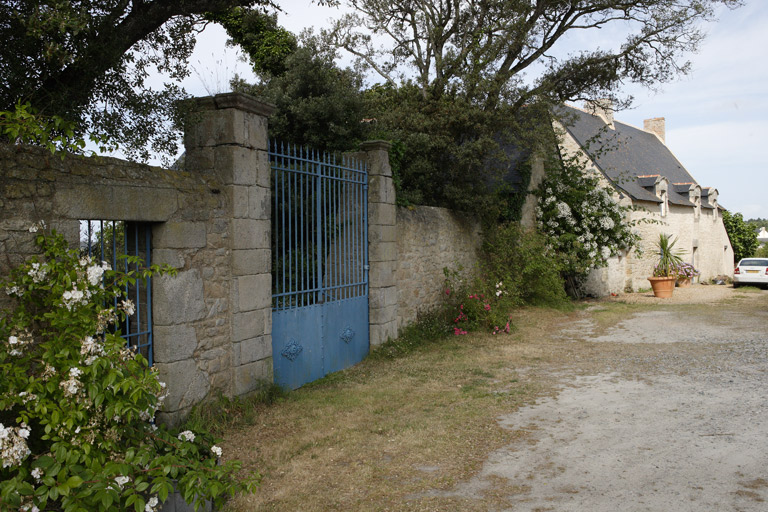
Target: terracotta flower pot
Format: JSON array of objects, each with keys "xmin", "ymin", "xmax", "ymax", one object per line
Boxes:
[
  {"xmin": 676, "ymin": 277, "xmax": 691, "ymax": 288},
  {"xmin": 648, "ymin": 276, "xmax": 676, "ymax": 298}
]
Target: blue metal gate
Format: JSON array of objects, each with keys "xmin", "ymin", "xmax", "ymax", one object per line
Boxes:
[{"xmin": 270, "ymin": 141, "xmax": 369, "ymax": 389}]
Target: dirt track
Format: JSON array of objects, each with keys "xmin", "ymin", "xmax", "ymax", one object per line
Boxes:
[{"xmin": 436, "ymin": 286, "xmax": 768, "ymax": 511}]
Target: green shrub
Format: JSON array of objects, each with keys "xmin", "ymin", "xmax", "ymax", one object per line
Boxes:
[
  {"xmin": 0, "ymin": 228, "xmax": 258, "ymax": 511},
  {"xmin": 481, "ymin": 222, "xmax": 569, "ymax": 308},
  {"xmin": 535, "ymin": 153, "xmax": 641, "ymax": 296},
  {"xmin": 442, "ymin": 223, "xmax": 570, "ymax": 336}
]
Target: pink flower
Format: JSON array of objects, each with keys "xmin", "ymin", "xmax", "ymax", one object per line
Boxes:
[
  {"xmin": 445, "ymin": 288, "xmax": 451, "ymax": 295},
  {"xmin": 484, "ymin": 304, "xmax": 491, "ymax": 311},
  {"xmin": 453, "ymin": 327, "xmax": 467, "ymax": 335}
]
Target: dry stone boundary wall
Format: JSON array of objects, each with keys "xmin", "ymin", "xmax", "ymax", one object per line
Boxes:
[{"xmin": 0, "ymin": 92, "xmax": 486, "ymax": 424}]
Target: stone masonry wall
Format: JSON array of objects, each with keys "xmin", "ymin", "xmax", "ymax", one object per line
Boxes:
[
  {"xmin": 0, "ymin": 93, "xmax": 276, "ymax": 425},
  {"xmin": 0, "ymin": 143, "xmax": 227, "ymax": 424},
  {"xmin": 395, "ymin": 206, "xmax": 482, "ymax": 329},
  {"xmin": 182, "ymin": 94, "xmax": 275, "ymax": 408}
]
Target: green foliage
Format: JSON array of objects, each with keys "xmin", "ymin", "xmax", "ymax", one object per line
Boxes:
[
  {"xmin": 443, "ymin": 223, "xmax": 570, "ymax": 336},
  {"xmin": 207, "ymin": 8, "xmax": 297, "ymax": 77},
  {"xmin": 744, "ymin": 218, "xmax": 768, "ymax": 233},
  {"xmin": 652, "ymin": 233, "xmax": 686, "ymax": 277},
  {"xmin": 480, "ymin": 223, "xmax": 570, "ymax": 308},
  {"xmin": 0, "ymin": 101, "xmax": 111, "ymax": 156},
  {"xmin": 723, "ymin": 210, "xmax": 759, "ymax": 262},
  {"xmin": 370, "ymin": 310, "xmax": 452, "ymax": 360},
  {"xmin": 233, "ymin": 35, "xmax": 366, "ymax": 152},
  {"xmin": 1, "ymin": 1, "xmax": 270, "ymax": 161},
  {"xmin": 535, "ymin": 153, "xmax": 640, "ymax": 295},
  {"xmin": 362, "ymin": 83, "xmax": 547, "ymax": 217},
  {"xmin": 754, "ymin": 245, "xmax": 768, "ymax": 258},
  {"xmin": 0, "ymin": 229, "xmax": 258, "ymax": 511}
]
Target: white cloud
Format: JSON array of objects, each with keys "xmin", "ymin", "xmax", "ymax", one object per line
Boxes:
[{"xmin": 666, "ymin": 121, "xmax": 767, "ymax": 217}]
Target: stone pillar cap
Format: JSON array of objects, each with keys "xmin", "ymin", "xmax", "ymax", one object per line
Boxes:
[
  {"xmin": 360, "ymin": 140, "xmax": 392, "ymax": 151},
  {"xmin": 187, "ymin": 92, "xmax": 276, "ymax": 116}
]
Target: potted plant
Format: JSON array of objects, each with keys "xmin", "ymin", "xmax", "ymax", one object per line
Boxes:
[
  {"xmin": 648, "ymin": 233, "xmax": 685, "ymax": 298},
  {"xmin": 674, "ymin": 262, "xmax": 699, "ymax": 288}
]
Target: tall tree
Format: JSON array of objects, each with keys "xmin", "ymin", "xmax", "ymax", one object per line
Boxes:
[
  {"xmin": 723, "ymin": 210, "xmax": 758, "ymax": 263},
  {"xmin": 0, "ymin": 1, "xmax": 276, "ymax": 160},
  {"xmin": 324, "ymin": 0, "xmax": 742, "ymax": 109}
]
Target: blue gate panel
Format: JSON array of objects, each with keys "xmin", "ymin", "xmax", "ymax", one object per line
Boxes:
[
  {"xmin": 323, "ymin": 296, "xmax": 369, "ymax": 375},
  {"xmin": 270, "ymin": 141, "xmax": 369, "ymax": 389},
  {"xmin": 272, "ymin": 305, "xmax": 325, "ymax": 390}
]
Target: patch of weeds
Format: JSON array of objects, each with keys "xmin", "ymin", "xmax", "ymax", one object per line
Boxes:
[
  {"xmin": 183, "ymin": 381, "xmax": 287, "ymax": 436},
  {"xmin": 470, "ymin": 368, "xmax": 495, "ymax": 378},
  {"xmin": 370, "ymin": 309, "xmax": 451, "ymax": 360},
  {"xmin": 637, "ymin": 287, "xmax": 651, "ymax": 293},
  {"xmin": 735, "ymin": 285, "xmax": 763, "ymax": 293}
]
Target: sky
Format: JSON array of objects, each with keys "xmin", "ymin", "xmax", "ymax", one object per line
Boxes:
[{"xmin": 178, "ymin": 0, "xmax": 767, "ymax": 220}]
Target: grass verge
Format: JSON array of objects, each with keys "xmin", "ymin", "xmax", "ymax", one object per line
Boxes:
[{"xmin": 218, "ymin": 305, "xmax": 583, "ymax": 511}]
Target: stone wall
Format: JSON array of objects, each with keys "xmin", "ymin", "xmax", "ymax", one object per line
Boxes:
[
  {"xmin": 1, "ymin": 92, "xmax": 487, "ymax": 419},
  {"xmin": 0, "ymin": 93, "xmax": 276, "ymax": 425},
  {"xmin": 395, "ymin": 205, "xmax": 482, "ymax": 329}
]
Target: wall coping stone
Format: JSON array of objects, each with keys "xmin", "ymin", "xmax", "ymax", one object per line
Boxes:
[
  {"xmin": 188, "ymin": 93, "xmax": 276, "ymax": 117},
  {"xmin": 360, "ymin": 140, "xmax": 392, "ymax": 152}
]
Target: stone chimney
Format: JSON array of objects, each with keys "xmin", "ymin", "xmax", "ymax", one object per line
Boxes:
[
  {"xmin": 644, "ymin": 117, "xmax": 665, "ymax": 143},
  {"xmin": 585, "ymin": 99, "xmax": 614, "ymax": 129}
]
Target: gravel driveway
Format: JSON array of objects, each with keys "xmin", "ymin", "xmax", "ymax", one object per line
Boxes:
[{"xmin": 442, "ymin": 285, "xmax": 768, "ymax": 511}]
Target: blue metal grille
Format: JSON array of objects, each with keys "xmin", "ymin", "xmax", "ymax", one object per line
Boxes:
[
  {"xmin": 270, "ymin": 141, "xmax": 369, "ymax": 310},
  {"xmin": 80, "ymin": 220, "xmax": 153, "ymax": 365}
]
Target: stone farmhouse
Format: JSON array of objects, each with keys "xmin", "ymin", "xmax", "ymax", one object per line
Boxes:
[{"xmin": 554, "ymin": 102, "xmax": 734, "ymax": 296}]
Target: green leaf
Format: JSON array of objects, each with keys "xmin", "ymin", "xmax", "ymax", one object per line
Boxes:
[
  {"xmin": 34, "ymin": 455, "xmax": 55, "ymax": 468},
  {"xmin": 66, "ymin": 476, "xmax": 83, "ymax": 489}
]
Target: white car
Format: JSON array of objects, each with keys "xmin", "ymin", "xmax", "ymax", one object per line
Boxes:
[{"xmin": 733, "ymin": 258, "xmax": 768, "ymax": 288}]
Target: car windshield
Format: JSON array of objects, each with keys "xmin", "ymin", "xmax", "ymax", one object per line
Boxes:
[{"xmin": 739, "ymin": 259, "xmax": 768, "ymax": 267}]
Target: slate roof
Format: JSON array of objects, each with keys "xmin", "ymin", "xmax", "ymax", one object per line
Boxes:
[{"xmin": 557, "ymin": 105, "xmax": 700, "ymax": 208}]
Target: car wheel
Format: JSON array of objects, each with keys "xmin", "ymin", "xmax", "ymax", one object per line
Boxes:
[{"xmin": 733, "ymin": 282, "xmax": 740, "ymax": 288}]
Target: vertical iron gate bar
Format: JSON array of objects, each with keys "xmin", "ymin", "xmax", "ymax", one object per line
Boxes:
[{"xmin": 145, "ymin": 225, "xmax": 153, "ymax": 366}]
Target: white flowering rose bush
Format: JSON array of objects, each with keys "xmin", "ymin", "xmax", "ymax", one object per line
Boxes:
[
  {"xmin": 536, "ymin": 155, "xmax": 640, "ymax": 294},
  {"xmin": 0, "ymin": 229, "xmax": 258, "ymax": 511}
]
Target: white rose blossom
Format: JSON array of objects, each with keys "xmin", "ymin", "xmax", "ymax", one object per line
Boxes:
[
  {"xmin": 114, "ymin": 475, "xmax": 131, "ymax": 490},
  {"xmin": 178, "ymin": 430, "xmax": 195, "ymax": 443},
  {"xmin": 120, "ymin": 299, "xmax": 136, "ymax": 317},
  {"xmin": 86, "ymin": 264, "xmax": 106, "ymax": 286},
  {"xmin": 28, "ymin": 263, "xmax": 48, "ymax": 283},
  {"xmin": 145, "ymin": 496, "xmax": 159, "ymax": 512},
  {"xmin": 62, "ymin": 286, "xmax": 87, "ymax": 310},
  {"xmin": 0, "ymin": 422, "xmax": 32, "ymax": 468},
  {"xmin": 211, "ymin": 445, "xmax": 223, "ymax": 458}
]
